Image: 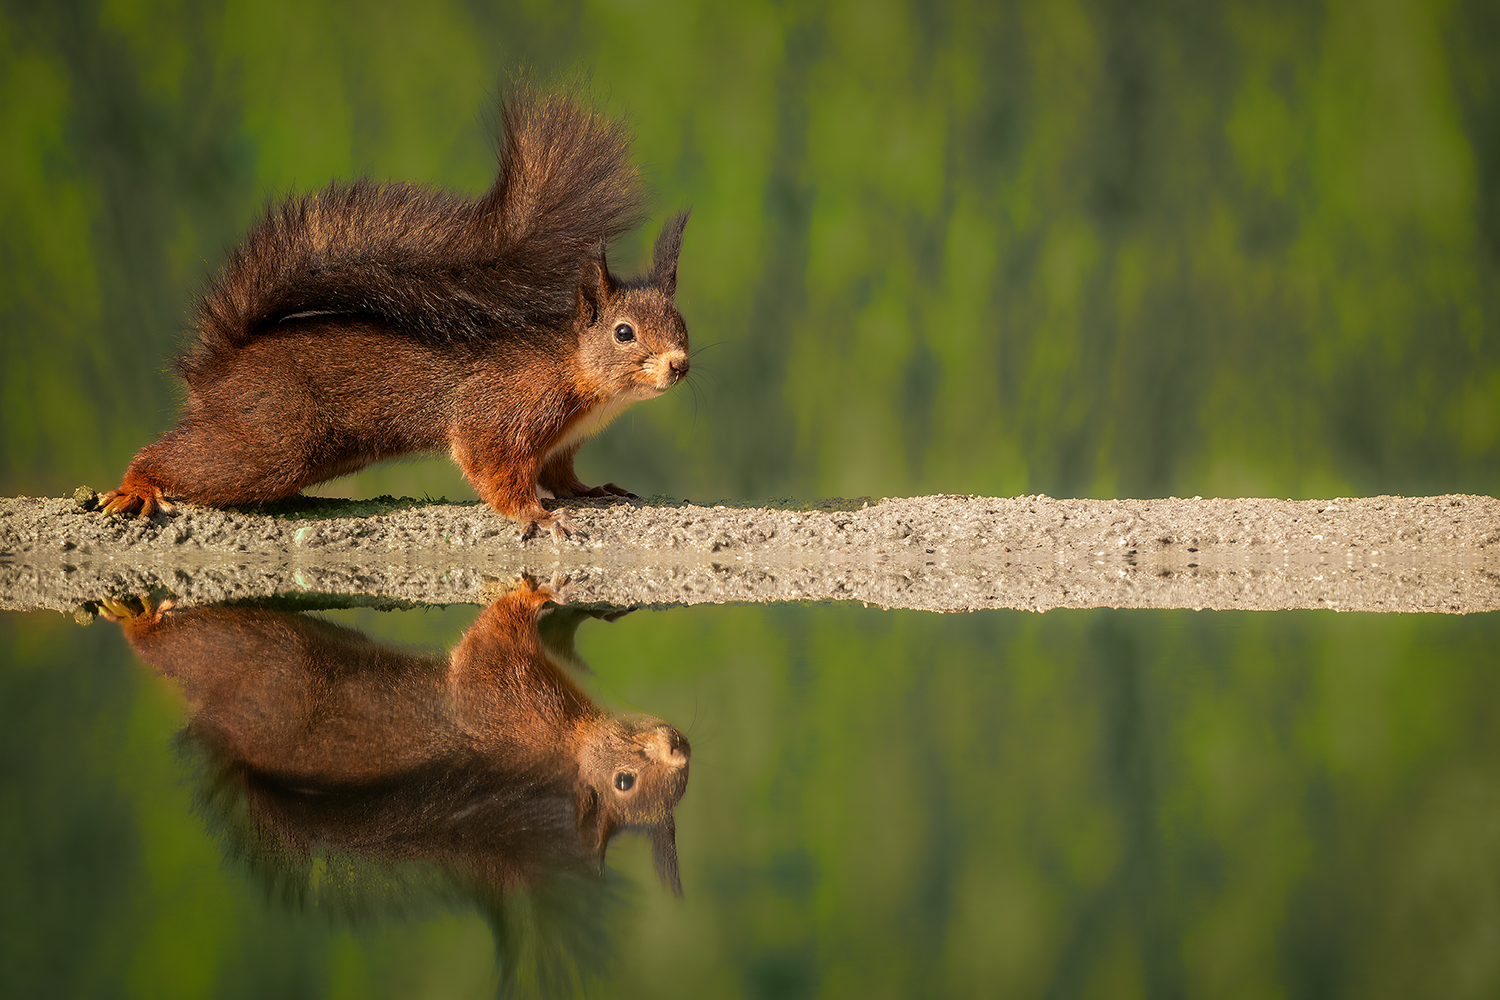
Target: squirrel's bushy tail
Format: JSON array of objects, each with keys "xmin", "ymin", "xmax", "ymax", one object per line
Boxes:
[
  {"xmin": 197, "ymin": 89, "xmax": 646, "ymax": 348},
  {"xmin": 485, "ymin": 89, "xmax": 644, "ymax": 266}
]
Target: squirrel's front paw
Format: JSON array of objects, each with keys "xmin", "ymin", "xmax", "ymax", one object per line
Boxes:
[
  {"xmin": 540, "ymin": 573, "xmax": 576, "ymax": 604},
  {"xmin": 503, "ymin": 573, "xmax": 574, "ymax": 604},
  {"xmin": 519, "ymin": 509, "xmax": 581, "ymax": 541}
]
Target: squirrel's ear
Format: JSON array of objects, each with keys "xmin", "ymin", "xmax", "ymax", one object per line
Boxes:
[
  {"xmin": 651, "ymin": 211, "xmax": 690, "ymax": 297},
  {"xmin": 576, "ymin": 252, "xmax": 616, "ymax": 326},
  {"xmin": 593, "ymin": 809, "xmax": 618, "ymax": 871},
  {"xmin": 651, "ymin": 815, "xmax": 682, "ymax": 896},
  {"xmin": 576, "ymin": 783, "xmax": 614, "ymax": 864}
]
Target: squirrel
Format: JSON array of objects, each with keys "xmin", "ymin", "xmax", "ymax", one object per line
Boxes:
[
  {"xmin": 101, "ymin": 89, "xmax": 691, "ymax": 538},
  {"xmin": 98, "ymin": 577, "xmax": 691, "ymax": 897}
]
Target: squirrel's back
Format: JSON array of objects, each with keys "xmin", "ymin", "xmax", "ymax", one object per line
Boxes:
[{"xmin": 197, "ymin": 89, "xmax": 647, "ymax": 350}]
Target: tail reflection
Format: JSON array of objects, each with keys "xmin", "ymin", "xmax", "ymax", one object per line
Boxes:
[{"xmin": 102, "ymin": 577, "xmax": 689, "ymax": 993}]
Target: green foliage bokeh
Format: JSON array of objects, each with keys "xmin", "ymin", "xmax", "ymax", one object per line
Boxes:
[{"xmin": 2, "ymin": 0, "xmax": 1495, "ymax": 503}]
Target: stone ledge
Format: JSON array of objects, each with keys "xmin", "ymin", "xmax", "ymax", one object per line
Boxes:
[{"xmin": 2, "ymin": 493, "xmax": 1496, "ymax": 615}]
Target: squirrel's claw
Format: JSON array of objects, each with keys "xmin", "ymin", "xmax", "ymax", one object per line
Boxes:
[{"xmin": 600, "ymin": 483, "xmax": 637, "ymax": 499}]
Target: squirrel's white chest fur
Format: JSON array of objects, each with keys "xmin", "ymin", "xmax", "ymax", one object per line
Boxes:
[{"xmin": 546, "ymin": 393, "xmax": 637, "ymax": 462}]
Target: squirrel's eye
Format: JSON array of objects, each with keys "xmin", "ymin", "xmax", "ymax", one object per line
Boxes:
[
  {"xmin": 613, "ymin": 323, "xmax": 636, "ymax": 344},
  {"xmin": 614, "ymin": 771, "xmax": 636, "ymax": 792}
]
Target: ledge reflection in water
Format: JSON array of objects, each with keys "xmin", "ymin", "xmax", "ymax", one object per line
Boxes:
[{"xmin": 102, "ymin": 578, "xmax": 689, "ymax": 995}]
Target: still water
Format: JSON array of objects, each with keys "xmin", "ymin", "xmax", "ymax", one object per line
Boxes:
[{"xmin": 3, "ymin": 588, "xmax": 1495, "ymax": 999}]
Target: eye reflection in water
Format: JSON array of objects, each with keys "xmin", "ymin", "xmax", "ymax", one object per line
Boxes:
[{"xmin": 98, "ymin": 576, "xmax": 689, "ymax": 994}]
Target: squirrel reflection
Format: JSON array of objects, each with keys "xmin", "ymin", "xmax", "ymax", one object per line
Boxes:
[{"xmin": 101, "ymin": 577, "xmax": 690, "ymax": 914}]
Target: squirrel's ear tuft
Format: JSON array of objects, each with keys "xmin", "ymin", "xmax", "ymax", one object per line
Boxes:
[
  {"xmin": 651, "ymin": 211, "xmax": 690, "ymax": 297},
  {"xmin": 651, "ymin": 815, "xmax": 682, "ymax": 896}
]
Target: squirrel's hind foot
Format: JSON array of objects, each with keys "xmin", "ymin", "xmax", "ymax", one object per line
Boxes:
[
  {"xmin": 100, "ymin": 480, "xmax": 179, "ymax": 518},
  {"xmin": 98, "ymin": 593, "xmax": 177, "ymax": 628},
  {"xmin": 567, "ymin": 483, "xmax": 636, "ymax": 500},
  {"xmin": 550, "ymin": 482, "xmax": 635, "ymax": 500}
]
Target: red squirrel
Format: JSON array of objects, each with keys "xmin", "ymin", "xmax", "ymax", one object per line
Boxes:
[
  {"xmin": 99, "ymin": 577, "xmax": 691, "ymax": 896},
  {"xmin": 101, "ymin": 90, "xmax": 690, "ymax": 538}
]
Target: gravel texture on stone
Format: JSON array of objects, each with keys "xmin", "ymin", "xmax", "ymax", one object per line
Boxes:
[{"xmin": 2, "ymin": 491, "xmax": 1496, "ymax": 618}]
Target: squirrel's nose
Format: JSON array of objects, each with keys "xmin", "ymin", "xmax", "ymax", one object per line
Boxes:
[
  {"xmin": 667, "ymin": 354, "xmax": 689, "ymax": 378},
  {"xmin": 648, "ymin": 725, "xmax": 690, "ymax": 769}
]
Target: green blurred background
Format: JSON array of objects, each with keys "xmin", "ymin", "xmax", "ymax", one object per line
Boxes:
[
  {"xmin": 3, "ymin": 1, "xmax": 1499, "ymax": 998},
  {"xmin": 2, "ymin": 0, "xmax": 1496, "ymax": 503}
]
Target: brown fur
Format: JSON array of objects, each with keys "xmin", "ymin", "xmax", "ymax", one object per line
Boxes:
[
  {"xmin": 103, "ymin": 579, "xmax": 690, "ymax": 895},
  {"xmin": 102, "ymin": 89, "xmax": 691, "ymax": 537}
]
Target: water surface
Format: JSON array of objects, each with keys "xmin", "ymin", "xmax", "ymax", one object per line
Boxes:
[{"xmin": 4, "ymin": 596, "xmax": 1496, "ymax": 998}]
